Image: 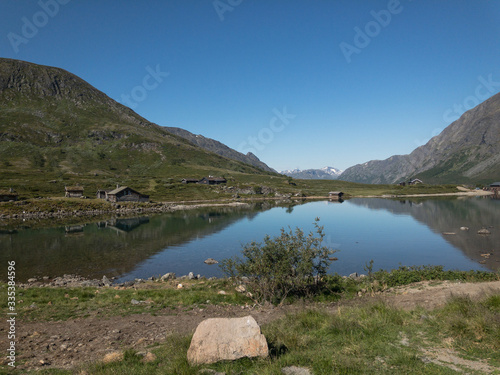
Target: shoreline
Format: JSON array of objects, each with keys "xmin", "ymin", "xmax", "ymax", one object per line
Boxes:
[{"xmin": 0, "ymin": 190, "xmax": 494, "ymax": 222}]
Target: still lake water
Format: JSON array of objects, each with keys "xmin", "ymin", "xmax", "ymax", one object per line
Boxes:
[{"xmin": 1, "ymin": 197, "xmax": 499, "ymax": 282}]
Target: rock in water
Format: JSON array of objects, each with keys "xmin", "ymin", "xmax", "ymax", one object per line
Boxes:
[
  {"xmin": 477, "ymin": 229, "xmax": 491, "ymax": 235},
  {"xmin": 187, "ymin": 316, "xmax": 268, "ymax": 365},
  {"xmin": 204, "ymin": 258, "xmax": 219, "ymax": 265}
]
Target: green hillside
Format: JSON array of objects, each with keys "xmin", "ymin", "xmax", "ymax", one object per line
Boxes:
[{"xmin": 0, "ymin": 58, "xmax": 281, "ymax": 199}]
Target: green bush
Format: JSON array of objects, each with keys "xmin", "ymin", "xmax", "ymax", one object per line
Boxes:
[{"xmin": 220, "ymin": 218, "xmax": 336, "ymax": 305}]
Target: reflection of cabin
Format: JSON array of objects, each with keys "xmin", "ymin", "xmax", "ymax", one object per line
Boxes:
[
  {"xmin": 106, "ymin": 186, "xmax": 149, "ymax": 203},
  {"xmin": 64, "ymin": 225, "xmax": 85, "ymax": 237},
  {"xmin": 0, "ymin": 189, "xmax": 18, "ymax": 202},
  {"xmin": 329, "ymin": 191, "xmax": 344, "ymax": 200},
  {"xmin": 182, "ymin": 178, "xmax": 199, "ymax": 184},
  {"xmin": 198, "ymin": 177, "xmax": 227, "ymax": 185},
  {"xmin": 409, "ymin": 179, "xmax": 423, "ymax": 185},
  {"xmin": 65, "ymin": 186, "xmax": 84, "ymax": 198}
]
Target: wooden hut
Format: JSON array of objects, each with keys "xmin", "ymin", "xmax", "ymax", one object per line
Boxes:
[
  {"xmin": 489, "ymin": 182, "xmax": 500, "ymax": 192},
  {"xmin": 198, "ymin": 177, "xmax": 227, "ymax": 185},
  {"xmin": 0, "ymin": 189, "xmax": 18, "ymax": 202},
  {"xmin": 408, "ymin": 179, "xmax": 423, "ymax": 185},
  {"xmin": 96, "ymin": 189, "xmax": 112, "ymax": 199},
  {"xmin": 328, "ymin": 191, "xmax": 344, "ymax": 200},
  {"xmin": 65, "ymin": 186, "xmax": 84, "ymax": 198},
  {"xmin": 181, "ymin": 178, "xmax": 199, "ymax": 184},
  {"xmin": 106, "ymin": 186, "xmax": 149, "ymax": 203}
]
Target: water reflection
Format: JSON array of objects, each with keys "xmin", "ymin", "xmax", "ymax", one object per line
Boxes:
[
  {"xmin": 1, "ymin": 197, "xmax": 498, "ymax": 282},
  {"xmin": 349, "ymin": 196, "xmax": 500, "ymax": 271},
  {"xmin": 0, "ymin": 201, "xmax": 300, "ymax": 282}
]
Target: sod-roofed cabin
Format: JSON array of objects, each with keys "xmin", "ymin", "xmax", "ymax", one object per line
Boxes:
[
  {"xmin": 65, "ymin": 186, "xmax": 84, "ymax": 198},
  {"xmin": 0, "ymin": 188, "xmax": 18, "ymax": 202},
  {"xmin": 181, "ymin": 178, "xmax": 199, "ymax": 184},
  {"xmin": 106, "ymin": 186, "xmax": 149, "ymax": 203},
  {"xmin": 198, "ymin": 177, "xmax": 227, "ymax": 185}
]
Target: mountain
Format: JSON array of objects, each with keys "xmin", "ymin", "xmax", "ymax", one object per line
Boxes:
[
  {"xmin": 281, "ymin": 166, "xmax": 343, "ymax": 180},
  {"xmin": 0, "ymin": 58, "xmax": 276, "ymax": 196},
  {"xmin": 339, "ymin": 92, "xmax": 500, "ymax": 184},
  {"xmin": 163, "ymin": 127, "xmax": 276, "ymax": 173}
]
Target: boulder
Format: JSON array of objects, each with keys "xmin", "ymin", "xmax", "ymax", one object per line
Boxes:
[
  {"xmin": 187, "ymin": 316, "xmax": 268, "ymax": 365},
  {"xmin": 204, "ymin": 258, "xmax": 219, "ymax": 265},
  {"xmin": 102, "ymin": 275, "xmax": 112, "ymax": 287},
  {"xmin": 161, "ymin": 272, "xmax": 176, "ymax": 281}
]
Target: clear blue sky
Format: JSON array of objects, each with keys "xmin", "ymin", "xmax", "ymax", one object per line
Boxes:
[{"xmin": 1, "ymin": 0, "xmax": 500, "ymax": 171}]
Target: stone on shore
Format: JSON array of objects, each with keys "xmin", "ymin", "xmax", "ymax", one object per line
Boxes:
[
  {"xmin": 187, "ymin": 316, "xmax": 268, "ymax": 365},
  {"xmin": 477, "ymin": 228, "xmax": 491, "ymax": 235},
  {"xmin": 161, "ymin": 272, "xmax": 176, "ymax": 281}
]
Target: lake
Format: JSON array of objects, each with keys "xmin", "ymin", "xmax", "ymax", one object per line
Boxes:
[{"xmin": 1, "ymin": 197, "xmax": 498, "ymax": 282}]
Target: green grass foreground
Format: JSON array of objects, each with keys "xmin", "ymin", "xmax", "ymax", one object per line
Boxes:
[
  {"xmin": 1, "ymin": 267, "xmax": 499, "ymax": 374},
  {"xmin": 6, "ymin": 295, "xmax": 500, "ymax": 375}
]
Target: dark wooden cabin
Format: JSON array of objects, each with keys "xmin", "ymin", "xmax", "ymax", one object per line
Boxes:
[
  {"xmin": 198, "ymin": 177, "xmax": 227, "ymax": 185},
  {"xmin": 106, "ymin": 186, "xmax": 149, "ymax": 203},
  {"xmin": 0, "ymin": 189, "xmax": 18, "ymax": 202}
]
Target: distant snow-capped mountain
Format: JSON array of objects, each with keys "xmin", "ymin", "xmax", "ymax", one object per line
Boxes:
[{"xmin": 280, "ymin": 166, "xmax": 343, "ymax": 180}]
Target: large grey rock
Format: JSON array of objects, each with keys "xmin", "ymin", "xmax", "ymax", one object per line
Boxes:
[{"xmin": 187, "ymin": 316, "xmax": 268, "ymax": 365}]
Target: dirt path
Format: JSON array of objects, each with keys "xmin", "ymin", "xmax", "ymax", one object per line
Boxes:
[{"xmin": 3, "ymin": 280, "xmax": 500, "ymax": 371}]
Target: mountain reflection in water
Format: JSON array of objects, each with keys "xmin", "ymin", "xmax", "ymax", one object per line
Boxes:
[
  {"xmin": 1, "ymin": 197, "xmax": 498, "ymax": 282},
  {"xmin": 349, "ymin": 196, "xmax": 499, "ymax": 271}
]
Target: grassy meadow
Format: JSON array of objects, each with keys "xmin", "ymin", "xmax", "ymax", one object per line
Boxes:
[{"xmin": 1, "ymin": 267, "xmax": 499, "ymax": 374}]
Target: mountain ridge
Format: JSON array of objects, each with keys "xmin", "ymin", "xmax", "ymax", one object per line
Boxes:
[
  {"xmin": 163, "ymin": 127, "xmax": 276, "ymax": 173},
  {"xmin": 281, "ymin": 166, "xmax": 343, "ymax": 180},
  {"xmin": 339, "ymin": 92, "xmax": 500, "ymax": 184},
  {"xmin": 0, "ymin": 58, "xmax": 277, "ymax": 197}
]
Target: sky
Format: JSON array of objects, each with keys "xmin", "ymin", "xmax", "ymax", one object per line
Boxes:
[{"xmin": 1, "ymin": 1, "xmax": 500, "ymax": 172}]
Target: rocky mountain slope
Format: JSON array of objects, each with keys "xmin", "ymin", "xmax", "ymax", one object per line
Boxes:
[
  {"xmin": 0, "ymin": 58, "xmax": 276, "ymax": 195},
  {"xmin": 339, "ymin": 92, "xmax": 500, "ymax": 184},
  {"xmin": 164, "ymin": 127, "xmax": 275, "ymax": 173},
  {"xmin": 281, "ymin": 166, "xmax": 343, "ymax": 180}
]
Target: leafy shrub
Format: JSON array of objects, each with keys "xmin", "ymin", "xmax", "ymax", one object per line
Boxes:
[{"xmin": 220, "ymin": 218, "xmax": 336, "ymax": 305}]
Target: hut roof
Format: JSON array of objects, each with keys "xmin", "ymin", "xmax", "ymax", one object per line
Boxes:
[
  {"xmin": 329, "ymin": 191, "xmax": 343, "ymax": 195},
  {"xmin": 490, "ymin": 182, "xmax": 500, "ymax": 187},
  {"xmin": 0, "ymin": 190, "xmax": 18, "ymax": 196},
  {"xmin": 107, "ymin": 186, "xmax": 130, "ymax": 195},
  {"xmin": 65, "ymin": 186, "xmax": 84, "ymax": 192}
]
